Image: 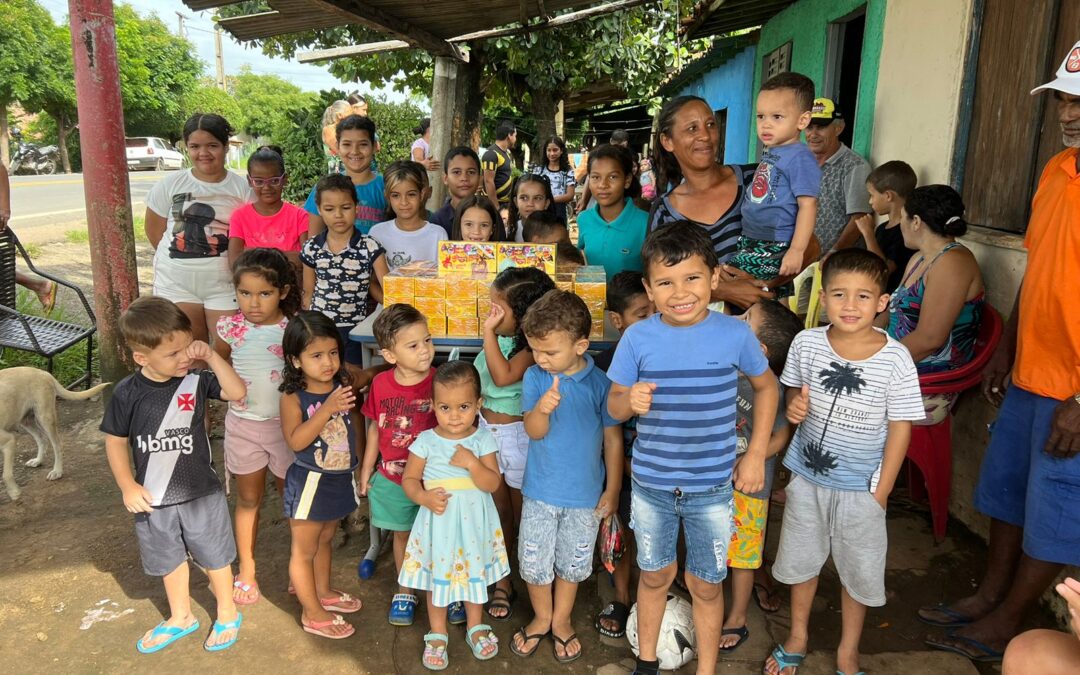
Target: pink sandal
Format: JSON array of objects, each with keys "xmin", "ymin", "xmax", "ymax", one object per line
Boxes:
[
  {"xmin": 302, "ymin": 613, "xmax": 355, "ymax": 639},
  {"xmin": 232, "ymin": 576, "xmax": 260, "ymax": 606},
  {"xmin": 320, "ymin": 590, "xmax": 362, "ymax": 613}
]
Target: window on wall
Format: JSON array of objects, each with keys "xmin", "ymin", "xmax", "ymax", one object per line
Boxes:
[
  {"xmin": 960, "ymin": 0, "xmax": 1080, "ymax": 233},
  {"xmin": 823, "ymin": 7, "xmax": 866, "ymax": 149},
  {"xmin": 762, "ymin": 42, "xmax": 792, "ymax": 80}
]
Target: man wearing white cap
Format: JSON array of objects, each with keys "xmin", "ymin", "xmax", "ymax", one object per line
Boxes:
[{"xmin": 922, "ymin": 40, "xmax": 1080, "ymax": 664}]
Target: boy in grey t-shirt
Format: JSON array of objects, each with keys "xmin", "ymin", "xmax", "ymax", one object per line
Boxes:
[{"xmin": 765, "ymin": 250, "xmax": 923, "ymax": 675}]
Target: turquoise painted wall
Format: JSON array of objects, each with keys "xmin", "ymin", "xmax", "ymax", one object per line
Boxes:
[
  {"xmin": 748, "ymin": 0, "xmax": 885, "ymax": 160},
  {"xmin": 677, "ymin": 45, "xmax": 757, "ymax": 164}
]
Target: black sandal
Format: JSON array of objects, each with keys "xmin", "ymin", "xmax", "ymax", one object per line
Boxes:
[
  {"xmin": 485, "ymin": 586, "xmax": 517, "ymax": 622},
  {"xmin": 552, "ymin": 632, "xmax": 582, "ymax": 663},
  {"xmin": 719, "ymin": 625, "xmax": 750, "ymax": 652},
  {"xmin": 509, "ymin": 627, "xmax": 548, "ymax": 657},
  {"xmin": 752, "ymin": 582, "xmax": 781, "ymax": 614},
  {"xmin": 594, "ymin": 601, "xmax": 630, "ymax": 638}
]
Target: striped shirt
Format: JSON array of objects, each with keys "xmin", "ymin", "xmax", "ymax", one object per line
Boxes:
[
  {"xmin": 647, "ymin": 163, "xmax": 755, "ymax": 264},
  {"xmin": 780, "ymin": 327, "xmax": 924, "ymax": 491},
  {"xmin": 607, "ymin": 312, "xmax": 769, "ymax": 491}
]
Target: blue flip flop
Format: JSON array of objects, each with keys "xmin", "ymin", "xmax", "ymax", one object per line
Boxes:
[
  {"xmin": 917, "ymin": 603, "xmax": 974, "ymax": 628},
  {"xmin": 204, "ymin": 613, "xmax": 243, "ymax": 652},
  {"xmin": 765, "ymin": 644, "xmax": 805, "ymax": 674},
  {"xmin": 925, "ymin": 631, "xmax": 1004, "ymax": 663},
  {"xmin": 136, "ymin": 619, "xmax": 201, "ymax": 654}
]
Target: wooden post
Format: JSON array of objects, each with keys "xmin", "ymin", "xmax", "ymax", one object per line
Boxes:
[
  {"xmin": 428, "ymin": 56, "xmax": 461, "ymax": 212},
  {"xmin": 556, "ymin": 99, "xmax": 565, "ymax": 138}
]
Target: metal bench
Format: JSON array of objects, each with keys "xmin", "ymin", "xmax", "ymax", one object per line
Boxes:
[{"xmin": 0, "ymin": 228, "xmax": 96, "ymax": 388}]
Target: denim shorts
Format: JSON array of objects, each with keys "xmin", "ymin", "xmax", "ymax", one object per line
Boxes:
[
  {"xmin": 629, "ymin": 478, "xmax": 734, "ymax": 584},
  {"xmin": 518, "ymin": 497, "xmax": 600, "ymax": 585},
  {"xmin": 974, "ymin": 386, "xmax": 1080, "ymax": 566}
]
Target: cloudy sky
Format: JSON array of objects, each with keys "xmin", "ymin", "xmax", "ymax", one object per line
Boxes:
[{"xmin": 41, "ymin": 0, "xmax": 408, "ymax": 100}]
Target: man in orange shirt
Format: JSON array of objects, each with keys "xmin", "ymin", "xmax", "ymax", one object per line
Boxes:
[{"xmin": 923, "ymin": 41, "xmax": 1080, "ymax": 663}]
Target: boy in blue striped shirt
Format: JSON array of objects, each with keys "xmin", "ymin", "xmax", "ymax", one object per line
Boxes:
[{"xmin": 608, "ymin": 221, "xmax": 780, "ymax": 675}]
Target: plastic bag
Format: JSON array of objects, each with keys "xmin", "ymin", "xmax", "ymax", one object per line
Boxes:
[{"xmin": 599, "ymin": 513, "xmax": 625, "ymax": 574}]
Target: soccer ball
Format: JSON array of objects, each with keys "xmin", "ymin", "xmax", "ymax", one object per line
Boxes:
[{"xmin": 626, "ymin": 594, "xmax": 696, "ymax": 670}]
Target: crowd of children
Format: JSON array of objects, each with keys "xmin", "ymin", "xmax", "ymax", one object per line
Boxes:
[{"xmin": 103, "ymin": 90, "xmax": 933, "ymax": 675}]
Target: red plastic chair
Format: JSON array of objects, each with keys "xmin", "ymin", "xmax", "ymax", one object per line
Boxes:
[{"xmin": 905, "ymin": 304, "xmax": 1002, "ymax": 541}]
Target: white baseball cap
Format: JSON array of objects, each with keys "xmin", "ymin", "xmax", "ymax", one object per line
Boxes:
[{"xmin": 1031, "ymin": 40, "xmax": 1080, "ymax": 96}]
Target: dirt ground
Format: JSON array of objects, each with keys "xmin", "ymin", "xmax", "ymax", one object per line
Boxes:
[{"xmin": 1, "ymin": 231, "xmax": 1054, "ymax": 673}]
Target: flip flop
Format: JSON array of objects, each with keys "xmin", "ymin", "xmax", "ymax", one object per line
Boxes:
[
  {"xmin": 925, "ymin": 631, "xmax": 1004, "ymax": 663},
  {"xmin": 917, "ymin": 603, "xmax": 974, "ymax": 627},
  {"xmin": 509, "ymin": 627, "xmax": 548, "ymax": 657},
  {"xmin": 765, "ymin": 644, "xmax": 805, "ymax": 674},
  {"xmin": 422, "ymin": 632, "xmax": 449, "ymax": 671},
  {"xmin": 302, "ymin": 613, "xmax": 355, "ymax": 640},
  {"xmin": 485, "ymin": 585, "xmax": 517, "ymax": 622},
  {"xmin": 40, "ymin": 281, "xmax": 57, "ymax": 314},
  {"xmin": 204, "ymin": 613, "xmax": 243, "ymax": 652},
  {"xmin": 552, "ymin": 632, "xmax": 582, "ymax": 664},
  {"xmin": 720, "ymin": 625, "xmax": 750, "ymax": 652},
  {"xmin": 136, "ymin": 619, "xmax": 200, "ymax": 654},
  {"xmin": 595, "ymin": 601, "xmax": 630, "ymax": 638},
  {"xmin": 836, "ymin": 671, "xmax": 866, "ymax": 675},
  {"xmin": 320, "ymin": 590, "xmax": 362, "ymax": 613},
  {"xmin": 232, "ymin": 576, "xmax": 260, "ymax": 606},
  {"xmin": 753, "ymin": 582, "xmax": 781, "ymax": 613},
  {"xmin": 465, "ymin": 623, "xmax": 499, "ymax": 660}
]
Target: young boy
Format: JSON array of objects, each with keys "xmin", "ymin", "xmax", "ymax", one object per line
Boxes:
[
  {"xmin": 607, "ymin": 221, "xmax": 779, "ymax": 675},
  {"xmin": 720, "ymin": 300, "xmax": 802, "ymax": 652},
  {"xmin": 101, "ymin": 296, "xmax": 247, "ymax": 653},
  {"xmin": 522, "ymin": 211, "xmax": 570, "ymax": 245},
  {"xmin": 300, "ymin": 173, "xmax": 389, "ymax": 366},
  {"xmin": 358, "ymin": 303, "xmax": 447, "ymax": 626},
  {"xmin": 512, "ymin": 290, "xmax": 623, "ymax": 662},
  {"xmin": 766, "ymin": 249, "xmax": 924, "ymax": 675},
  {"xmin": 305, "ymin": 115, "xmax": 386, "ymax": 235},
  {"xmin": 429, "ymin": 146, "xmax": 506, "ymax": 236},
  {"xmin": 594, "ymin": 271, "xmax": 655, "ymax": 640},
  {"xmin": 733, "ymin": 72, "xmax": 822, "ymax": 283},
  {"xmin": 854, "ymin": 160, "xmax": 918, "ymax": 292}
]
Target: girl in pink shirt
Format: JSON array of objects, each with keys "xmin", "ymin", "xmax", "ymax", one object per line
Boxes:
[{"xmin": 228, "ymin": 146, "xmax": 310, "ymax": 270}]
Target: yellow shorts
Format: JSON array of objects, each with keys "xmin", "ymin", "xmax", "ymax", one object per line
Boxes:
[{"xmin": 726, "ymin": 490, "xmax": 769, "ymax": 569}]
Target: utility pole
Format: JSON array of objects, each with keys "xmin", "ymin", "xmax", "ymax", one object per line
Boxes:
[
  {"xmin": 175, "ymin": 11, "xmax": 187, "ymax": 38},
  {"xmin": 214, "ymin": 25, "xmax": 226, "ymax": 90},
  {"xmin": 68, "ymin": 0, "xmax": 139, "ymax": 383}
]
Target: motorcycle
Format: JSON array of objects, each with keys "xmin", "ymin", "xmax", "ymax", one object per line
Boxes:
[{"xmin": 8, "ymin": 128, "xmax": 58, "ymax": 175}]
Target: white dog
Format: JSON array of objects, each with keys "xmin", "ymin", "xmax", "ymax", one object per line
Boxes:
[{"xmin": 0, "ymin": 367, "xmax": 110, "ymax": 501}]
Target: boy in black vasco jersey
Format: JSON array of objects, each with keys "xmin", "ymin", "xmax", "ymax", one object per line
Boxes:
[{"xmin": 101, "ymin": 297, "xmax": 247, "ymax": 654}]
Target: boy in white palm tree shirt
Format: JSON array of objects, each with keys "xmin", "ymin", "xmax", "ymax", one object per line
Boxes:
[{"xmin": 765, "ymin": 249, "xmax": 923, "ymax": 675}]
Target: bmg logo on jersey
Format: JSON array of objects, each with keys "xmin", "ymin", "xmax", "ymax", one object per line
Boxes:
[{"xmin": 136, "ymin": 428, "xmax": 194, "ymax": 454}]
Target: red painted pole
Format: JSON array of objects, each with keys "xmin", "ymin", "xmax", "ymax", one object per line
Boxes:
[{"xmin": 69, "ymin": 0, "xmax": 139, "ymax": 382}]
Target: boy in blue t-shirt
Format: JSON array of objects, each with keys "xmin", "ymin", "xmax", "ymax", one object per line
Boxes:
[
  {"xmin": 607, "ymin": 221, "xmax": 779, "ymax": 675},
  {"xmin": 304, "ymin": 115, "xmax": 386, "ymax": 235},
  {"xmin": 511, "ymin": 290, "xmax": 622, "ymax": 663},
  {"xmin": 731, "ymin": 72, "xmax": 822, "ymax": 285}
]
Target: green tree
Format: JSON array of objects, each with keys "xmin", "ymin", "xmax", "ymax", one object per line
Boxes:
[
  {"xmin": 0, "ymin": 0, "xmax": 55, "ymax": 166},
  {"xmin": 183, "ymin": 80, "xmax": 244, "ymax": 130},
  {"xmin": 23, "ymin": 23, "xmax": 77, "ymax": 173},
  {"xmin": 229, "ymin": 66, "xmax": 315, "ymax": 139}
]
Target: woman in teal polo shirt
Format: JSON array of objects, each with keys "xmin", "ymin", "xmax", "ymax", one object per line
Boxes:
[{"xmin": 576, "ymin": 144, "xmax": 648, "ymax": 275}]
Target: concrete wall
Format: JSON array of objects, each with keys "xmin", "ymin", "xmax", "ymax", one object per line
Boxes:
[
  {"xmin": 677, "ymin": 45, "xmax": 757, "ymax": 165},
  {"xmin": 751, "ymin": 0, "xmax": 886, "ymax": 160}
]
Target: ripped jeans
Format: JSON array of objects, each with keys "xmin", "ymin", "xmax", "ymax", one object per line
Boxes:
[
  {"xmin": 518, "ymin": 497, "xmax": 601, "ymax": 585},
  {"xmin": 629, "ymin": 478, "xmax": 734, "ymax": 584}
]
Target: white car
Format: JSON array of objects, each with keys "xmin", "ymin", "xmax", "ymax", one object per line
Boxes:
[{"xmin": 125, "ymin": 137, "xmax": 185, "ymax": 171}]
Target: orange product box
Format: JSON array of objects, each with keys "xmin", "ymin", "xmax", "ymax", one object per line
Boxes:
[
  {"xmin": 445, "ymin": 297, "xmax": 477, "ymax": 318},
  {"xmin": 397, "ymin": 260, "xmax": 438, "ymax": 276},
  {"xmin": 413, "ymin": 275, "xmax": 447, "ymax": 299},
  {"xmin": 439, "ymin": 241, "xmax": 497, "ymax": 276},
  {"xmin": 447, "ymin": 316, "xmax": 479, "ymax": 337},
  {"xmin": 444, "ymin": 276, "xmax": 478, "ymax": 301},
  {"xmin": 413, "ymin": 297, "xmax": 445, "ymax": 317},
  {"xmin": 381, "ymin": 274, "xmax": 414, "ymax": 303},
  {"xmin": 496, "ymin": 242, "xmax": 556, "ymax": 275},
  {"xmin": 554, "ymin": 273, "xmax": 575, "ymax": 292},
  {"xmin": 590, "ymin": 319, "xmax": 605, "ymax": 340},
  {"xmin": 427, "ymin": 315, "xmax": 447, "ymax": 337},
  {"xmin": 477, "ymin": 295, "xmax": 492, "ymax": 319}
]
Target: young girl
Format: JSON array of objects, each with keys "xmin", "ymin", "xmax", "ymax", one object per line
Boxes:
[
  {"xmin": 576, "ymin": 143, "xmax": 649, "ymax": 276},
  {"xmin": 530, "ymin": 136, "xmax": 576, "ymax": 224},
  {"xmin": 215, "ymin": 248, "xmax": 300, "ymax": 607},
  {"xmin": 451, "ymin": 194, "xmax": 506, "ymax": 242},
  {"xmin": 399, "ymin": 361, "xmax": 509, "ymax": 669},
  {"xmin": 369, "ymin": 160, "xmax": 448, "ymax": 272},
  {"xmin": 279, "ymin": 311, "xmax": 363, "ymax": 640},
  {"xmin": 474, "ymin": 266, "xmax": 555, "ymax": 621},
  {"xmin": 300, "ymin": 173, "xmax": 388, "ymax": 365},
  {"xmin": 506, "ymin": 174, "xmax": 555, "ymax": 243},
  {"xmin": 227, "ymin": 146, "xmax": 310, "ymax": 271}
]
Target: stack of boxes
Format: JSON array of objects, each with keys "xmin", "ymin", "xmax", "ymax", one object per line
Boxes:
[{"xmin": 381, "ymin": 242, "xmax": 606, "ymax": 339}]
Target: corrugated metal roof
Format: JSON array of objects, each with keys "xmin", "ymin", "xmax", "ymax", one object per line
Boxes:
[{"xmin": 684, "ymin": 0, "xmax": 795, "ymax": 40}]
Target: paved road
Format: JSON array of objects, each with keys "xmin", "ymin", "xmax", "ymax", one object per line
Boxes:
[{"xmin": 7, "ymin": 170, "xmax": 170, "ymax": 229}]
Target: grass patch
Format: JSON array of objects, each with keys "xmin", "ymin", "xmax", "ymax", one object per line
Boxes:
[
  {"xmin": 23, "ymin": 241, "xmax": 43, "ymax": 258},
  {"xmin": 65, "ymin": 229, "xmax": 90, "ymax": 244},
  {"xmin": 0, "ymin": 289, "xmax": 99, "ymax": 387},
  {"xmin": 132, "ymin": 214, "xmax": 148, "ymax": 243}
]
